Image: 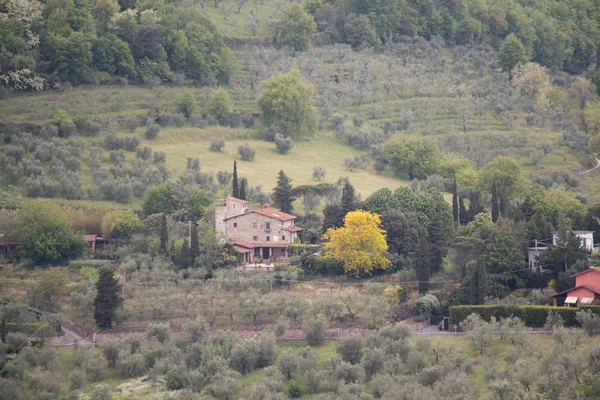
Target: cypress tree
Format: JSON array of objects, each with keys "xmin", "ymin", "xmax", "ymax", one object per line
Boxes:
[
  {"xmin": 272, "ymin": 170, "xmax": 295, "ymax": 213},
  {"xmin": 190, "ymin": 225, "xmax": 200, "ymax": 263},
  {"xmin": 427, "ymin": 220, "xmax": 445, "ymax": 275},
  {"xmin": 491, "ymin": 181, "xmax": 499, "ymax": 223},
  {"xmin": 452, "ymin": 179, "xmax": 459, "ymax": 225},
  {"xmin": 459, "ymin": 196, "xmax": 469, "ymax": 225},
  {"xmin": 341, "ymin": 182, "xmax": 359, "ymax": 215},
  {"xmin": 1, "ymin": 316, "xmax": 6, "ymax": 343},
  {"xmin": 232, "ymin": 160, "xmax": 239, "ymax": 198},
  {"xmin": 94, "ymin": 268, "xmax": 123, "ymax": 329},
  {"xmin": 169, "ymin": 241, "xmax": 176, "ymax": 263},
  {"xmin": 160, "ymin": 213, "xmax": 168, "ymax": 255},
  {"xmin": 468, "ymin": 190, "xmax": 486, "ymax": 222},
  {"xmin": 180, "ymin": 238, "xmax": 191, "ymax": 269},
  {"xmin": 520, "ymin": 196, "xmax": 534, "ymax": 221},
  {"xmin": 469, "ymin": 261, "xmax": 487, "ymax": 305},
  {"xmin": 416, "ymin": 228, "xmax": 430, "ymax": 295},
  {"xmin": 239, "ymin": 178, "xmax": 247, "ymax": 200}
]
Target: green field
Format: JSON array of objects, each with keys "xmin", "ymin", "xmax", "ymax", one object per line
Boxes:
[{"xmin": 149, "ymin": 127, "xmax": 409, "ymax": 199}]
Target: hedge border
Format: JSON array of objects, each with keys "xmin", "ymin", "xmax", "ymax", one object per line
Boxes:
[{"xmin": 449, "ymin": 305, "xmax": 600, "ymax": 328}]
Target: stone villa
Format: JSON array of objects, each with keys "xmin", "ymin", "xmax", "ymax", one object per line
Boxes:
[{"xmin": 215, "ymin": 194, "xmax": 303, "ymax": 264}]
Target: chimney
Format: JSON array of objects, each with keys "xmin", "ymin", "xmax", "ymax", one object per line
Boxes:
[{"xmin": 261, "ymin": 203, "xmax": 269, "ymax": 210}]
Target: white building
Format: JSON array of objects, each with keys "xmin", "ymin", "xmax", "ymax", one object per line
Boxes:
[{"xmin": 527, "ymin": 231, "xmax": 596, "ymax": 271}]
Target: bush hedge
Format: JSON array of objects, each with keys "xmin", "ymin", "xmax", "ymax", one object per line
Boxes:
[
  {"xmin": 449, "ymin": 305, "xmax": 600, "ymax": 328},
  {"xmin": 68, "ymin": 260, "xmax": 110, "ymax": 270}
]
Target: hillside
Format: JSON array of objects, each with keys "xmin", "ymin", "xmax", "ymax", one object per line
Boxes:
[{"xmin": 1, "ymin": 40, "xmax": 599, "ymax": 207}]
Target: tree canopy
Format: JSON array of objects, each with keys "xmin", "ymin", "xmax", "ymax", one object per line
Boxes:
[
  {"xmin": 322, "ymin": 210, "xmax": 390, "ymax": 276},
  {"xmin": 258, "ymin": 69, "xmax": 317, "ymax": 138},
  {"xmin": 16, "ymin": 199, "xmax": 84, "ymax": 264},
  {"xmin": 382, "ymin": 135, "xmax": 440, "ymax": 180}
]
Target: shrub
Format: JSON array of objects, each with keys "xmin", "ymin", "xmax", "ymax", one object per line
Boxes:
[
  {"xmin": 136, "ymin": 146, "xmax": 152, "ymax": 160},
  {"xmin": 104, "ymin": 135, "xmax": 140, "ymax": 151},
  {"xmin": 189, "ymin": 114, "xmax": 207, "ymax": 128},
  {"xmin": 336, "ymin": 336, "xmax": 363, "ymax": 365},
  {"xmin": 312, "ymin": 166, "xmax": 326, "ymax": 181},
  {"xmin": 153, "ymin": 151, "xmax": 166, "ymax": 164},
  {"xmin": 208, "ymin": 88, "xmax": 232, "ymax": 124},
  {"xmin": 210, "ymin": 139, "xmax": 225, "ymax": 152},
  {"xmin": 176, "ymin": 92, "xmax": 198, "ymax": 118},
  {"xmin": 450, "ymin": 305, "xmax": 600, "ymax": 328},
  {"xmin": 238, "ymin": 143, "xmax": 256, "ymax": 161},
  {"xmin": 75, "ymin": 118, "xmax": 102, "ymax": 136},
  {"xmin": 54, "ymin": 108, "xmax": 73, "ymax": 126},
  {"xmin": 302, "ymin": 315, "xmax": 328, "ymax": 346},
  {"xmin": 125, "ymin": 118, "xmax": 139, "ymax": 133},
  {"xmin": 158, "ymin": 112, "xmax": 186, "ymax": 127},
  {"xmin": 146, "ymin": 323, "xmax": 170, "ymax": 343},
  {"xmin": 90, "ymin": 384, "xmax": 112, "ymax": 400},
  {"xmin": 576, "ymin": 309, "xmax": 600, "ymax": 335},
  {"xmin": 274, "ymin": 134, "xmax": 294, "ymax": 154},
  {"xmin": 59, "ymin": 123, "xmax": 76, "ymax": 138},
  {"xmin": 146, "ymin": 124, "xmax": 160, "ymax": 140}
]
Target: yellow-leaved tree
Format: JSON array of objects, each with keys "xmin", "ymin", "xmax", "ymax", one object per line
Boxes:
[{"xmin": 322, "ymin": 210, "xmax": 390, "ymax": 276}]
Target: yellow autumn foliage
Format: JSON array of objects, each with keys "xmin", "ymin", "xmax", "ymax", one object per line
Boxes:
[{"xmin": 322, "ymin": 210, "xmax": 390, "ymax": 276}]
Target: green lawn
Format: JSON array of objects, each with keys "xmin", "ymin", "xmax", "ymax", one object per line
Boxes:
[{"xmin": 148, "ymin": 127, "xmax": 411, "ymax": 200}]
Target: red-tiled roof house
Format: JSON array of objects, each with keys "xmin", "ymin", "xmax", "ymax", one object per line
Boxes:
[
  {"xmin": 553, "ymin": 267, "xmax": 600, "ymax": 306},
  {"xmin": 215, "ymin": 194, "xmax": 303, "ymax": 264}
]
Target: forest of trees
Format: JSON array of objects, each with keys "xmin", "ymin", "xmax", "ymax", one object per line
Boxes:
[{"xmin": 3, "ymin": 0, "xmax": 600, "ymax": 91}]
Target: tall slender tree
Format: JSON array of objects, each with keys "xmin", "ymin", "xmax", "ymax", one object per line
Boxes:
[
  {"xmin": 191, "ymin": 225, "xmax": 200, "ymax": 263},
  {"xmin": 468, "ymin": 190, "xmax": 486, "ymax": 222},
  {"xmin": 180, "ymin": 238, "xmax": 191, "ymax": 269},
  {"xmin": 1, "ymin": 316, "xmax": 6, "ymax": 343},
  {"xmin": 160, "ymin": 213, "xmax": 168, "ymax": 255},
  {"xmin": 94, "ymin": 268, "xmax": 123, "ymax": 329},
  {"xmin": 491, "ymin": 181, "xmax": 499, "ymax": 223},
  {"xmin": 469, "ymin": 261, "xmax": 487, "ymax": 305},
  {"xmin": 416, "ymin": 228, "xmax": 430, "ymax": 295},
  {"xmin": 452, "ymin": 179, "xmax": 459, "ymax": 225},
  {"xmin": 459, "ymin": 197, "xmax": 469, "ymax": 225},
  {"xmin": 427, "ymin": 220, "xmax": 445, "ymax": 275},
  {"xmin": 272, "ymin": 170, "xmax": 295, "ymax": 213},
  {"xmin": 341, "ymin": 182, "xmax": 359, "ymax": 215},
  {"xmin": 239, "ymin": 178, "xmax": 248, "ymax": 201},
  {"xmin": 232, "ymin": 160, "xmax": 239, "ymax": 198}
]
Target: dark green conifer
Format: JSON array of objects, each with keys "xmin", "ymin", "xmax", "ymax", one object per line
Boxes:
[{"xmin": 94, "ymin": 268, "xmax": 123, "ymax": 329}]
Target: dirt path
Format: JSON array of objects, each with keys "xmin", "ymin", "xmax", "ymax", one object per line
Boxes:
[
  {"xmin": 579, "ymin": 157, "xmax": 600, "ymax": 174},
  {"xmin": 53, "ymin": 325, "xmax": 88, "ymax": 346}
]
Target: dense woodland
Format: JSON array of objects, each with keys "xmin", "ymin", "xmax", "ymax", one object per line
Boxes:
[{"xmin": 3, "ymin": 0, "xmax": 600, "ymax": 88}]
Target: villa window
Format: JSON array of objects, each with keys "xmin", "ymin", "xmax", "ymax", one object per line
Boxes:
[
  {"xmin": 253, "ymin": 236, "xmax": 258, "ymax": 241},
  {"xmin": 282, "ymin": 235, "xmax": 286, "ymax": 241},
  {"xmin": 253, "ymin": 222, "xmax": 257, "ymax": 228},
  {"xmin": 266, "ymin": 236, "xmax": 270, "ymax": 241},
  {"xmin": 233, "ymin": 223, "xmax": 237, "ymax": 228}
]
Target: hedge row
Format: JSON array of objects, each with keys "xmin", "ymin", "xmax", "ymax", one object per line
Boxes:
[
  {"xmin": 68, "ymin": 260, "xmax": 111, "ymax": 270},
  {"xmin": 449, "ymin": 305, "xmax": 600, "ymax": 328}
]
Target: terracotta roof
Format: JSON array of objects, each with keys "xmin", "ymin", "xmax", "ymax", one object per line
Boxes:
[
  {"xmin": 553, "ymin": 284, "xmax": 600, "ymax": 297},
  {"xmin": 226, "ymin": 194, "xmax": 248, "ymax": 204},
  {"xmin": 84, "ymin": 234, "xmax": 97, "ymax": 242},
  {"xmin": 232, "ymin": 240, "xmax": 254, "ymax": 249},
  {"xmin": 283, "ymin": 225, "xmax": 303, "ymax": 232},
  {"xmin": 233, "ymin": 245, "xmax": 252, "ymax": 253},
  {"xmin": 224, "ymin": 207, "xmax": 296, "ymax": 222},
  {"xmin": 571, "ymin": 267, "xmax": 600, "ymax": 278}
]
